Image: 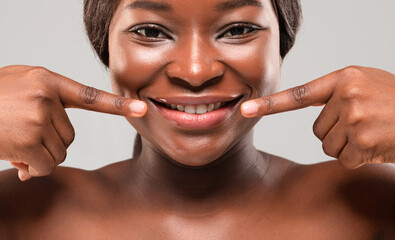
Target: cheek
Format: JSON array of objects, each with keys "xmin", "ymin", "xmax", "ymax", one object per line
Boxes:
[
  {"xmin": 220, "ymin": 33, "xmax": 281, "ymax": 98},
  {"xmin": 109, "ymin": 41, "xmax": 171, "ymax": 98}
]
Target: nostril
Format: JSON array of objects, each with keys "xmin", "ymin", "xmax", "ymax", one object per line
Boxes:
[{"xmin": 166, "ymin": 61, "xmax": 225, "ymax": 89}]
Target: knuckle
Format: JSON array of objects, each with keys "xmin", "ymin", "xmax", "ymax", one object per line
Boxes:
[
  {"xmin": 344, "ymin": 104, "xmax": 363, "ymax": 125},
  {"xmin": 340, "ymin": 65, "xmax": 363, "ymax": 78},
  {"xmin": 353, "ymin": 132, "xmax": 374, "ymax": 150},
  {"xmin": 322, "ymin": 140, "xmax": 332, "ymax": 156},
  {"xmin": 114, "ymin": 97, "xmax": 127, "ymax": 110},
  {"xmin": 312, "ymin": 120, "xmax": 324, "ymax": 140},
  {"xmin": 340, "ymin": 84, "xmax": 362, "ymax": 101},
  {"xmin": 29, "ymin": 108, "xmax": 50, "ymax": 127},
  {"xmin": 28, "ymin": 67, "xmax": 51, "ymax": 79},
  {"xmin": 290, "ymin": 85, "xmax": 310, "ymax": 105},
  {"xmin": 65, "ymin": 127, "xmax": 76, "ymax": 147},
  {"xmin": 57, "ymin": 149, "xmax": 67, "ymax": 164},
  {"xmin": 31, "ymin": 88, "xmax": 53, "ymax": 105},
  {"xmin": 260, "ymin": 97, "xmax": 275, "ymax": 114},
  {"xmin": 61, "ymin": 150, "xmax": 67, "ymax": 163},
  {"xmin": 80, "ymin": 86, "xmax": 100, "ymax": 105},
  {"xmin": 264, "ymin": 97, "xmax": 275, "ymax": 112}
]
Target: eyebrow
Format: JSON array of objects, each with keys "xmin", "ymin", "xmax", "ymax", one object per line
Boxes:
[
  {"xmin": 124, "ymin": 0, "xmax": 172, "ymax": 11},
  {"xmin": 215, "ymin": 0, "xmax": 263, "ymax": 11}
]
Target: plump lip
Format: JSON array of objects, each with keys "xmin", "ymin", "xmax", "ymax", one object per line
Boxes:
[
  {"xmin": 150, "ymin": 95, "xmax": 242, "ymax": 105},
  {"xmin": 149, "ymin": 95, "xmax": 243, "ymax": 130}
]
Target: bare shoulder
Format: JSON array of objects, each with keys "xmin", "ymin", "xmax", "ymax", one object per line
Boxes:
[
  {"xmin": 0, "ymin": 159, "xmax": 133, "ymax": 220},
  {"xmin": 260, "ymin": 153, "xmax": 394, "ymax": 234},
  {"xmin": 0, "ymin": 160, "xmax": 133, "ymax": 238},
  {"xmin": 297, "ymin": 161, "xmax": 395, "ymax": 234},
  {"xmin": 274, "ymin": 158, "xmax": 395, "ymax": 198},
  {"xmin": 305, "ymin": 160, "xmax": 395, "ymax": 199},
  {"xmin": 256, "ymin": 153, "xmax": 394, "ymax": 237},
  {"xmin": 0, "ymin": 166, "xmax": 98, "ymax": 230}
]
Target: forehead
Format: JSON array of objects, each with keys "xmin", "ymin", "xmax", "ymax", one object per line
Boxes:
[{"xmin": 116, "ymin": 0, "xmax": 273, "ymax": 19}]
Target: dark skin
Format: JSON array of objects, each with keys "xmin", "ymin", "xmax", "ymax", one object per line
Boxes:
[{"xmin": 0, "ymin": 0, "xmax": 394, "ymax": 239}]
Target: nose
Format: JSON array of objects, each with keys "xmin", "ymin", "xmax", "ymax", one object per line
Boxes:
[{"xmin": 166, "ymin": 35, "xmax": 225, "ymax": 89}]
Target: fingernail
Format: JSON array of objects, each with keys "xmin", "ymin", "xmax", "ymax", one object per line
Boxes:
[
  {"xmin": 130, "ymin": 101, "xmax": 146, "ymax": 114},
  {"xmin": 242, "ymin": 101, "xmax": 258, "ymax": 115}
]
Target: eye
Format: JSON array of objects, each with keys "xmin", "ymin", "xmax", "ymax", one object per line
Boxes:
[
  {"xmin": 218, "ymin": 23, "xmax": 262, "ymax": 39},
  {"xmin": 129, "ymin": 24, "xmax": 170, "ymax": 41},
  {"xmin": 224, "ymin": 26, "xmax": 252, "ymax": 36},
  {"xmin": 136, "ymin": 28, "xmax": 166, "ymax": 38}
]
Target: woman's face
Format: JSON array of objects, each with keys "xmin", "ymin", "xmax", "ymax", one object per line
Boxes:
[{"xmin": 108, "ymin": 0, "xmax": 281, "ymax": 166}]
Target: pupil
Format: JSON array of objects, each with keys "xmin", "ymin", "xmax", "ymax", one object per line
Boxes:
[
  {"xmin": 145, "ymin": 28, "xmax": 160, "ymax": 38},
  {"xmin": 230, "ymin": 27, "xmax": 245, "ymax": 36}
]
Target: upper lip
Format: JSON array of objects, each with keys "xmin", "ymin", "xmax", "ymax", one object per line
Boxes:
[{"xmin": 149, "ymin": 94, "xmax": 243, "ymax": 105}]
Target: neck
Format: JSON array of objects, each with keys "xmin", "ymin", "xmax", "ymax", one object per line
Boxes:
[{"xmin": 127, "ymin": 132, "xmax": 270, "ymax": 214}]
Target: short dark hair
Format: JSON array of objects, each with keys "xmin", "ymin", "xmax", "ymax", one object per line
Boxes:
[{"xmin": 83, "ymin": 0, "xmax": 302, "ymax": 67}]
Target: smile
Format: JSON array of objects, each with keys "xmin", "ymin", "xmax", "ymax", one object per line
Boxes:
[
  {"xmin": 149, "ymin": 96, "xmax": 243, "ymax": 130},
  {"xmin": 161, "ymin": 102, "xmax": 227, "ymax": 114}
]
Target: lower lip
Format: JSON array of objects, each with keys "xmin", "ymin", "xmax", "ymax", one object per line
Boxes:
[{"xmin": 153, "ymin": 102, "xmax": 236, "ymax": 130}]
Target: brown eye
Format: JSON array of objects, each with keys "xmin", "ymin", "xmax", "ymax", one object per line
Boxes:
[
  {"xmin": 136, "ymin": 27, "xmax": 167, "ymax": 38},
  {"xmin": 129, "ymin": 24, "xmax": 171, "ymax": 41},
  {"xmin": 228, "ymin": 27, "xmax": 249, "ymax": 36},
  {"xmin": 219, "ymin": 23, "xmax": 261, "ymax": 39}
]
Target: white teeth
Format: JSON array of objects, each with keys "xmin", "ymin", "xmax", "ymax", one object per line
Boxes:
[
  {"xmin": 196, "ymin": 104, "xmax": 208, "ymax": 114},
  {"xmin": 208, "ymin": 104, "xmax": 214, "ymax": 112},
  {"xmin": 177, "ymin": 105, "xmax": 185, "ymax": 111},
  {"xmin": 163, "ymin": 102, "xmax": 226, "ymax": 114},
  {"xmin": 184, "ymin": 105, "xmax": 196, "ymax": 114}
]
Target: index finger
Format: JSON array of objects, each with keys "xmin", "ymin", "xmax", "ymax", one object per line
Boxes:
[
  {"xmin": 241, "ymin": 74, "xmax": 336, "ymax": 118},
  {"xmin": 53, "ymin": 72, "xmax": 147, "ymax": 118}
]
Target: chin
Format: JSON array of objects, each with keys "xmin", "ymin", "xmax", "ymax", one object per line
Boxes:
[
  {"xmin": 152, "ymin": 131, "xmax": 236, "ymax": 168},
  {"xmin": 167, "ymin": 146, "xmax": 227, "ymax": 167}
]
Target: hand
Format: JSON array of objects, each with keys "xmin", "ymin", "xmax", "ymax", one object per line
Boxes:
[
  {"xmin": 0, "ymin": 65, "xmax": 147, "ymax": 181},
  {"xmin": 241, "ymin": 66, "xmax": 395, "ymax": 169}
]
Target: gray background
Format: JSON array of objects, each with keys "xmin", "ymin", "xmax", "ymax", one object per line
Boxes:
[{"xmin": 0, "ymin": 1, "xmax": 394, "ymax": 171}]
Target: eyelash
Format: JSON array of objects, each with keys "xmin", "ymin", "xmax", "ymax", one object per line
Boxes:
[
  {"xmin": 218, "ymin": 23, "xmax": 262, "ymax": 39},
  {"xmin": 128, "ymin": 22, "xmax": 262, "ymax": 41},
  {"xmin": 129, "ymin": 24, "xmax": 171, "ymax": 41}
]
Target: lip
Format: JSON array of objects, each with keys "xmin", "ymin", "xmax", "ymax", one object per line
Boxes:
[
  {"xmin": 151, "ymin": 95, "xmax": 241, "ymax": 105},
  {"xmin": 149, "ymin": 95, "xmax": 243, "ymax": 130}
]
